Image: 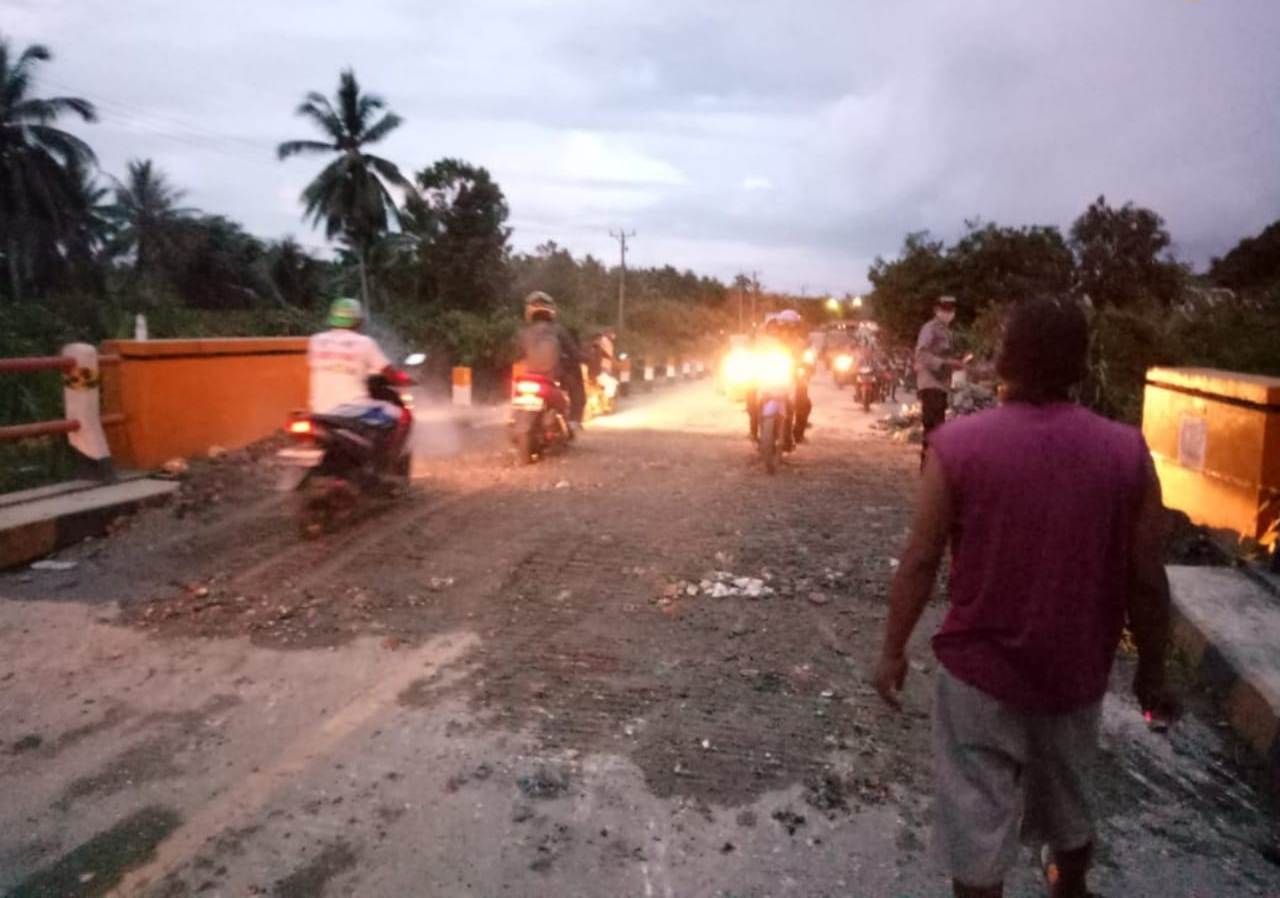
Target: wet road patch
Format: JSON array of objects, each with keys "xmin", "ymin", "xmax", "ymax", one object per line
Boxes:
[{"xmin": 3, "ymin": 805, "xmax": 180, "ymax": 898}]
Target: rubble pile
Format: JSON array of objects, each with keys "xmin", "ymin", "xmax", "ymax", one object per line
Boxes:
[
  {"xmin": 876, "ymin": 402, "xmax": 923, "ymax": 444},
  {"xmin": 657, "ymin": 571, "xmax": 777, "ymax": 607},
  {"xmin": 875, "ymin": 383, "xmax": 998, "ymax": 445},
  {"xmin": 949, "ymin": 382, "xmax": 998, "ymax": 416}
]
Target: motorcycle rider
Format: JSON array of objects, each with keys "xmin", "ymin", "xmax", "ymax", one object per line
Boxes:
[
  {"xmin": 747, "ymin": 314, "xmax": 794, "ymax": 447},
  {"xmin": 518, "ymin": 291, "xmax": 585, "ymax": 429},
  {"xmin": 307, "ymin": 297, "xmax": 396, "ymax": 413},
  {"xmin": 586, "ymin": 329, "xmax": 619, "ymax": 409},
  {"xmin": 778, "ymin": 311, "xmax": 813, "ymax": 444},
  {"xmin": 306, "ymin": 296, "xmax": 410, "ymax": 473}
]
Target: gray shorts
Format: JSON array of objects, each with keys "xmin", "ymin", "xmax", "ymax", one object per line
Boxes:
[{"xmin": 932, "ymin": 666, "xmax": 1101, "ymax": 887}]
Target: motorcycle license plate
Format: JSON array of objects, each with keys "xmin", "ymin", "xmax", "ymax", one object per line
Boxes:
[
  {"xmin": 512, "ymin": 395, "xmax": 545, "ymax": 410},
  {"xmin": 277, "ymin": 447, "xmax": 323, "ymax": 466}
]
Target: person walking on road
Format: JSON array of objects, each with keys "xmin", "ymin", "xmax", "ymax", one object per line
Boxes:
[
  {"xmin": 873, "ymin": 296, "xmax": 1176, "ymax": 898},
  {"xmin": 915, "ymin": 295, "xmax": 968, "ymax": 468}
]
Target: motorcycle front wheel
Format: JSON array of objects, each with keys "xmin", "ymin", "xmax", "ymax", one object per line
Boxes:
[{"xmin": 760, "ymin": 414, "xmax": 778, "ymax": 475}]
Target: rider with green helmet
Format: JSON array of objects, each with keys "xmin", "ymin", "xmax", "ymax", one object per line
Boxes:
[{"xmin": 307, "ymin": 297, "xmax": 395, "ymax": 412}]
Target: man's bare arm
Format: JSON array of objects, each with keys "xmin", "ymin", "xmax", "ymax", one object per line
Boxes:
[{"xmin": 874, "ymin": 453, "xmax": 951, "ymax": 705}]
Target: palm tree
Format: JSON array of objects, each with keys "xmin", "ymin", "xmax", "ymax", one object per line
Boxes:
[
  {"xmin": 0, "ymin": 37, "xmax": 97, "ymax": 301},
  {"xmin": 111, "ymin": 158, "xmax": 192, "ymax": 276},
  {"xmin": 65, "ymin": 159, "xmax": 117, "ymax": 257},
  {"xmin": 277, "ymin": 69, "xmax": 409, "ymax": 310}
]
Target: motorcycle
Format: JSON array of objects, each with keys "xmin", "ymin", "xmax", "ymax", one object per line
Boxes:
[
  {"xmin": 754, "ymin": 348, "xmax": 795, "ymax": 475},
  {"xmin": 584, "ymin": 366, "xmax": 618, "ymax": 418},
  {"xmin": 280, "ymin": 353, "xmax": 423, "ymax": 538},
  {"xmin": 855, "ymin": 363, "xmax": 878, "ymax": 412},
  {"xmin": 831, "ymin": 351, "xmax": 855, "ymax": 388},
  {"xmin": 510, "ymin": 367, "xmax": 573, "ymax": 464}
]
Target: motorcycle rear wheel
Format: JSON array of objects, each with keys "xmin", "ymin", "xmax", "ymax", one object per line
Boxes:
[{"xmin": 516, "ymin": 429, "xmax": 537, "ymax": 465}]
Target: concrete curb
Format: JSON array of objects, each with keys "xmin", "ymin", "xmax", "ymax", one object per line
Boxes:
[
  {"xmin": 0, "ymin": 478, "xmax": 179, "ymax": 569},
  {"xmin": 1167, "ymin": 565, "xmax": 1280, "ymax": 795}
]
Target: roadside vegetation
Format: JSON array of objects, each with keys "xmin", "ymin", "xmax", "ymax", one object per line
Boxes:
[{"xmin": 868, "ymin": 200, "xmax": 1280, "ymax": 423}]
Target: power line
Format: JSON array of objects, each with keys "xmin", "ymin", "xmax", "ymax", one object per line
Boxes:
[{"xmin": 41, "ymin": 77, "xmax": 283, "ymax": 165}]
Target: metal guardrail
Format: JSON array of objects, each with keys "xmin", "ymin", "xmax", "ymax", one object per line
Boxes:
[
  {"xmin": 0, "ymin": 352, "xmax": 124, "ymax": 443},
  {"xmin": 0, "ymin": 345, "xmax": 117, "ymax": 479}
]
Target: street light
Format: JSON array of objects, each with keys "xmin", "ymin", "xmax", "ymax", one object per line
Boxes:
[
  {"xmin": 852, "ymin": 295, "xmax": 864, "ymax": 309},
  {"xmin": 825, "ymin": 297, "xmax": 841, "ymax": 313}
]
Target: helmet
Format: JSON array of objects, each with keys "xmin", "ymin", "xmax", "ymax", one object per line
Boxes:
[
  {"xmin": 327, "ymin": 297, "xmax": 364, "ymax": 329},
  {"xmin": 524, "ymin": 291, "xmax": 557, "ymax": 322}
]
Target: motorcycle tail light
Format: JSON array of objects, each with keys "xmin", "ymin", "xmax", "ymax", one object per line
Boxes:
[
  {"xmin": 288, "ymin": 419, "xmax": 313, "ymax": 436},
  {"xmin": 515, "ymin": 379, "xmax": 544, "ymax": 396}
]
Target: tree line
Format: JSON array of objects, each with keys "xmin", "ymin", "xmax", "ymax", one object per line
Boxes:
[
  {"xmin": 0, "ymin": 37, "xmax": 742, "ymax": 367},
  {"xmin": 867, "ymin": 199, "xmax": 1280, "ymax": 421}
]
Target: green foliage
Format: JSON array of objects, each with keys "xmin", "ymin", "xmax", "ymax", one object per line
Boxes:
[
  {"xmin": 417, "ymin": 309, "xmax": 521, "ymax": 369},
  {"xmin": 867, "ymin": 231, "xmax": 952, "ymax": 347},
  {"xmin": 402, "ymin": 159, "xmax": 512, "ymax": 312},
  {"xmin": 1070, "ymin": 195, "xmax": 1184, "ymax": 307},
  {"xmin": 949, "ymin": 220, "xmax": 1074, "ymax": 310},
  {"xmin": 0, "ymin": 37, "xmax": 98, "ymax": 303},
  {"xmin": 870, "ymin": 222, "xmax": 1079, "ymax": 348},
  {"xmin": 509, "ymin": 242, "xmax": 614, "ymax": 323},
  {"xmin": 265, "ymin": 238, "xmax": 329, "ymax": 309},
  {"xmin": 277, "ymin": 69, "xmax": 409, "ymax": 305},
  {"xmin": 1209, "ymin": 220, "xmax": 1280, "ymax": 294},
  {"xmin": 1080, "ymin": 302, "xmax": 1171, "ymax": 422},
  {"xmin": 111, "ymin": 158, "xmax": 191, "ymax": 277}
]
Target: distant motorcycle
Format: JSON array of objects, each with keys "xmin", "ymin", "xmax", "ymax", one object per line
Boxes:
[
  {"xmin": 831, "ymin": 351, "xmax": 855, "ymax": 388},
  {"xmin": 280, "ymin": 354, "xmax": 422, "ymax": 537},
  {"xmin": 510, "ymin": 369, "xmax": 572, "ymax": 464},
  {"xmin": 584, "ymin": 367, "xmax": 618, "ymax": 418},
  {"xmin": 855, "ymin": 363, "xmax": 878, "ymax": 412}
]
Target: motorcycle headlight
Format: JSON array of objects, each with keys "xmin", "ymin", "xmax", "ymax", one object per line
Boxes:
[
  {"xmin": 834, "ymin": 354, "xmax": 853, "ymax": 372},
  {"xmin": 803, "ymin": 348, "xmax": 817, "ymax": 365},
  {"xmin": 755, "ymin": 351, "xmax": 794, "ymax": 388},
  {"xmin": 723, "ymin": 349, "xmax": 753, "ymax": 385}
]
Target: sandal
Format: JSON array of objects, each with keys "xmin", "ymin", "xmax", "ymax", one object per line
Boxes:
[{"xmin": 1040, "ymin": 845, "xmax": 1106, "ymax": 897}]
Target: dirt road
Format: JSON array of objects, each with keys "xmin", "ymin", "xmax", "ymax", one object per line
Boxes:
[{"xmin": 1, "ymin": 377, "xmax": 1276, "ymax": 897}]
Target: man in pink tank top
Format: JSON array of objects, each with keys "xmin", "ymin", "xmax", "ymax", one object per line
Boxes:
[{"xmin": 873, "ymin": 296, "xmax": 1174, "ymax": 898}]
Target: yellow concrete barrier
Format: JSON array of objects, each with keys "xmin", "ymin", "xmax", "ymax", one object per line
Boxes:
[
  {"xmin": 100, "ymin": 338, "xmax": 308, "ymax": 469},
  {"xmin": 452, "ymin": 366, "xmax": 472, "ymax": 406},
  {"xmin": 1142, "ymin": 367, "xmax": 1280, "ymax": 541}
]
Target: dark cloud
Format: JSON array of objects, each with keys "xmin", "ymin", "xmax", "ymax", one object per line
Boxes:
[{"xmin": 10, "ymin": 0, "xmax": 1279, "ymax": 290}]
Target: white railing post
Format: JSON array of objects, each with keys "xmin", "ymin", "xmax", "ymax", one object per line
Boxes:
[{"xmin": 61, "ymin": 343, "xmax": 113, "ymax": 480}]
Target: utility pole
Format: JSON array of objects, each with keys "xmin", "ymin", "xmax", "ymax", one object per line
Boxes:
[
  {"xmin": 750, "ymin": 270, "xmax": 760, "ymax": 323},
  {"xmin": 609, "ymin": 228, "xmax": 635, "ymax": 331},
  {"xmin": 736, "ymin": 274, "xmax": 745, "ymax": 330}
]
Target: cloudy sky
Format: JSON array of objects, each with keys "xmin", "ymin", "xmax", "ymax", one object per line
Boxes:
[{"xmin": 7, "ymin": 0, "xmax": 1279, "ymax": 292}]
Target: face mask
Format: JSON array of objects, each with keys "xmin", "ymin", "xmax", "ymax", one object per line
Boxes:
[{"xmin": 938, "ymin": 310, "xmax": 956, "ymax": 324}]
